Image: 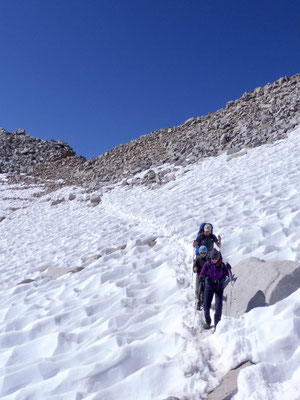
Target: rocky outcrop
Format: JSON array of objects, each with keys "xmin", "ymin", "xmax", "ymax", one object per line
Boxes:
[
  {"xmin": 2, "ymin": 74, "xmax": 300, "ymax": 189},
  {"xmin": 44, "ymin": 266, "xmax": 84, "ymax": 279},
  {"xmin": 207, "ymin": 361, "xmax": 253, "ymax": 400},
  {"xmin": 81, "ymin": 74, "xmax": 299, "ymax": 188},
  {"xmin": 0, "ymin": 128, "xmax": 77, "ymax": 175},
  {"xmin": 223, "ymin": 257, "xmax": 300, "ymax": 318}
]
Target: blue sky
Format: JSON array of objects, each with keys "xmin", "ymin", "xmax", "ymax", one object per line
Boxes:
[{"xmin": 1, "ymin": 0, "xmax": 299, "ymax": 159}]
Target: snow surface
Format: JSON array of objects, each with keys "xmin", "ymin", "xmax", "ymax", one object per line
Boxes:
[{"xmin": 0, "ymin": 127, "xmax": 299, "ymax": 399}]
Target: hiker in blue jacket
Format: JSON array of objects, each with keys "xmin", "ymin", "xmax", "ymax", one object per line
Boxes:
[
  {"xmin": 199, "ymin": 248, "xmax": 231, "ymax": 329},
  {"xmin": 193, "ymin": 223, "xmax": 221, "ymax": 258}
]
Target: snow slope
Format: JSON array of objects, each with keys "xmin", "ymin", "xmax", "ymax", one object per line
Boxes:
[
  {"xmin": 0, "ymin": 127, "xmax": 299, "ymax": 399},
  {"xmin": 210, "ymin": 288, "xmax": 300, "ymax": 400}
]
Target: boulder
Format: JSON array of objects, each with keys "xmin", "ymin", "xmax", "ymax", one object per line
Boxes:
[
  {"xmin": 17, "ymin": 278, "xmax": 35, "ymax": 285},
  {"xmin": 81, "ymin": 254, "xmax": 101, "ymax": 263},
  {"xmin": 45, "ymin": 266, "xmax": 84, "ymax": 279},
  {"xmin": 14, "ymin": 129, "xmax": 26, "ymax": 135},
  {"xmin": 207, "ymin": 361, "xmax": 253, "ymax": 400},
  {"xmin": 90, "ymin": 195, "xmax": 101, "ymax": 206},
  {"xmin": 224, "ymin": 257, "xmax": 300, "ymax": 318},
  {"xmin": 51, "ymin": 198, "xmax": 65, "ymax": 206}
]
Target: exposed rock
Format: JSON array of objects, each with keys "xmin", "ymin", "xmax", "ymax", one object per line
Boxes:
[
  {"xmin": 51, "ymin": 198, "xmax": 65, "ymax": 206},
  {"xmin": 143, "ymin": 169, "xmax": 156, "ymax": 180},
  {"xmin": 163, "ymin": 397, "xmax": 182, "ymax": 400},
  {"xmin": 103, "ymin": 244, "xmax": 127, "ymax": 255},
  {"xmin": 14, "ymin": 129, "xmax": 26, "ymax": 135},
  {"xmin": 17, "ymin": 278, "xmax": 35, "ymax": 285},
  {"xmin": 90, "ymin": 195, "xmax": 101, "ymax": 206},
  {"xmin": 0, "ymin": 127, "xmax": 9, "ymax": 134},
  {"xmin": 223, "ymin": 257, "xmax": 300, "ymax": 318},
  {"xmin": 81, "ymin": 254, "xmax": 101, "ymax": 263},
  {"xmin": 207, "ymin": 361, "xmax": 253, "ymax": 400},
  {"xmin": 226, "ymin": 146, "xmax": 242, "ymax": 155},
  {"xmin": 69, "ymin": 266, "xmax": 84, "ymax": 274},
  {"xmin": 45, "ymin": 266, "xmax": 84, "ymax": 279},
  {"xmin": 226, "ymin": 149, "xmax": 247, "ymax": 161},
  {"xmin": 0, "ymin": 128, "xmax": 78, "ymax": 183},
  {"xmin": 2, "ymin": 74, "xmax": 299, "ymax": 191},
  {"xmin": 137, "ymin": 238, "xmax": 158, "ymax": 247}
]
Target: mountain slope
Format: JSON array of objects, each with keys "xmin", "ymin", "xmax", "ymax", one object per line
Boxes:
[
  {"xmin": 0, "ymin": 127, "xmax": 299, "ymax": 399},
  {"xmin": 2, "ymin": 74, "xmax": 299, "ymax": 191}
]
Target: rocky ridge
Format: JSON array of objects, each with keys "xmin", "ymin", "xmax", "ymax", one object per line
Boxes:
[
  {"xmin": 2, "ymin": 73, "xmax": 300, "ymax": 190},
  {"xmin": 0, "ymin": 128, "xmax": 77, "ymax": 174}
]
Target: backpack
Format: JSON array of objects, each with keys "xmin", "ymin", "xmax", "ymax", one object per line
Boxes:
[{"xmin": 197, "ymin": 222, "xmax": 213, "ymax": 236}]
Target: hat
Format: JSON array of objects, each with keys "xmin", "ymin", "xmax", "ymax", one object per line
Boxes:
[
  {"xmin": 204, "ymin": 224, "xmax": 211, "ymax": 233},
  {"xmin": 210, "ymin": 249, "xmax": 221, "ymax": 260},
  {"xmin": 199, "ymin": 245, "xmax": 207, "ymax": 253}
]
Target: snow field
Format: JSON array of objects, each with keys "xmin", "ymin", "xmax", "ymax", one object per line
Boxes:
[
  {"xmin": 209, "ymin": 288, "xmax": 300, "ymax": 400},
  {"xmin": 0, "ymin": 127, "xmax": 299, "ymax": 399},
  {"xmin": 0, "ymin": 180, "xmax": 211, "ymax": 399},
  {"xmin": 107, "ymin": 129, "xmax": 300, "ymax": 267}
]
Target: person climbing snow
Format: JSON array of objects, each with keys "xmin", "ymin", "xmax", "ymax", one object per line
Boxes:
[
  {"xmin": 193, "ymin": 223, "xmax": 221, "ymax": 257},
  {"xmin": 199, "ymin": 248, "xmax": 231, "ymax": 330},
  {"xmin": 193, "ymin": 245, "xmax": 208, "ymax": 310}
]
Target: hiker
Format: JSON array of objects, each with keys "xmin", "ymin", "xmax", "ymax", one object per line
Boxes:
[
  {"xmin": 199, "ymin": 248, "xmax": 231, "ymax": 329},
  {"xmin": 193, "ymin": 223, "xmax": 221, "ymax": 257},
  {"xmin": 193, "ymin": 245, "xmax": 208, "ymax": 310}
]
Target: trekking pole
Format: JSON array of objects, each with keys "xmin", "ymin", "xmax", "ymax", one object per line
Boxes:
[
  {"xmin": 228, "ymin": 264, "xmax": 239, "ymax": 317},
  {"xmin": 192, "ymin": 296, "xmax": 198, "ymax": 334},
  {"xmin": 225, "ymin": 282, "xmax": 228, "ymax": 315},
  {"xmin": 191, "ymin": 244, "xmax": 199, "ymax": 334},
  {"xmin": 223, "ymin": 259, "xmax": 232, "ymax": 316},
  {"xmin": 191, "ymin": 245, "xmax": 195, "ymax": 288},
  {"xmin": 230, "ymin": 279, "xmax": 239, "ymax": 317},
  {"xmin": 192, "ymin": 311, "xmax": 196, "ymax": 334}
]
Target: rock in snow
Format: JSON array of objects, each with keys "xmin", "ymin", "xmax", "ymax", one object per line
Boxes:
[{"xmin": 223, "ymin": 257, "xmax": 300, "ymax": 318}]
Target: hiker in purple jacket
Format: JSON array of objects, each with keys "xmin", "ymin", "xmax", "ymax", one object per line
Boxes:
[{"xmin": 199, "ymin": 248, "xmax": 231, "ymax": 330}]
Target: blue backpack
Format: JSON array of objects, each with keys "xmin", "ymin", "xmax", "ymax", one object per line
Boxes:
[{"xmin": 197, "ymin": 222, "xmax": 213, "ymax": 236}]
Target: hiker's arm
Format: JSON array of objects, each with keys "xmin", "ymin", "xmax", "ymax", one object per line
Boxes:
[
  {"xmin": 212, "ymin": 234, "xmax": 221, "ymax": 248},
  {"xmin": 193, "ymin": 234, "xmax": 201, "ymax": 247},
  {"xmin": 193, "ymin": 232, "xmax": 203, "ymax": 247},
  {"xmin": 193, "ymin": 259, "xmax": 198, "ymax": 273}
]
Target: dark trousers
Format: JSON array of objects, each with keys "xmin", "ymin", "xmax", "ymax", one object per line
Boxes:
[
  {"xmin": 195, "ymin": 275, "xmax": 205, "ymax": 305},
  {"xmin": 203, "ymin": 286, "xmax": 224, "ymax": 327}
]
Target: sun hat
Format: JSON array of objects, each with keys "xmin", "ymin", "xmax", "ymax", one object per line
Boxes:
[{"xmin": 204, "ymin": 224, "xmax": 211, "ymax": 233}]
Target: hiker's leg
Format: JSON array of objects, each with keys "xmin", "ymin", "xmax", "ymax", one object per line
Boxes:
[
  {"xmin": 214, "ymin": 288, "xmax": 224, "ymax": 327},
  {"xmin": 195, "ymin": 275, "xmax": 200, "ymax": 298},
  {"xmin": 199, "ymin": 282, "xmax": 205, "ymax": 304},
  {"xmin": 203, "ymin": 287, "xmax": 214, "ymax": 325},
  {"xmin": 195, "ymin": 275, "xmax": 202, "ymax": 309}
]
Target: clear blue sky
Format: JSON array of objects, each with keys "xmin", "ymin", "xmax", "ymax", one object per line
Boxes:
[{"xmin": 1, "ymin": 0, "xmax": 299, "ymax": 159}]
